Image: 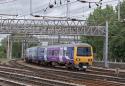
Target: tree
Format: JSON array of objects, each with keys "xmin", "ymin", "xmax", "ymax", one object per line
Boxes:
[
  {"xmin": 1, "ymin": 34, "xmax": 39, "ymax": 58},
  {"xmin": 83, "ymin": 6, "xmax": 116, "ymax": 60},
  {"xmin": 82, "ymin": 1, "xmax": 125, "ymax": 62},
  {"xmin": 0, "ymin": 45, "xmax": 6, "ymax": 58}
]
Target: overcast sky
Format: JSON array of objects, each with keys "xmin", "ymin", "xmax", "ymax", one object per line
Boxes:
[
  {"xmin": 0, "ymin": 0, "xmax": 122, "ymax": 41},
  {"xmin": 0, "ymin": 0, "xmax": 121, "ymax": 19}
]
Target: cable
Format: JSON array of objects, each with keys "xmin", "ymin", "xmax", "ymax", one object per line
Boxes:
[
  {"xmin": 33, "ymin": 0, "xmax": 78, "ymax": 14},
  {"xmin": 16, "ymin": 0, "xmax": 78, "ymax": 18},
  {"xmin": 16, "ymin": 0, "xmax": 119, "ymax": 19},
  {"xmin": 33, "ymin": 0, "xmax": 116, "ymax": 14},
  {"xmin": 69, "ymin": 0, "xmax": 119, "ymax": 20},
  {"xmin": 0, "ymin": 0, "xmax": 17, "ymax": 4}
]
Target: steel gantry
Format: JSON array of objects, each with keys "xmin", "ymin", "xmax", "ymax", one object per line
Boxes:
[
  {"xmin": 0, "ymin": 18, "xmax": 105, "ymax": 36},
  {"xmin": 10, "ymin": 35, "xmax": 79, "ymax": 44},
  {"xmin": 0, "ymin": 18, "xmax": 108, "ymax": 68}
]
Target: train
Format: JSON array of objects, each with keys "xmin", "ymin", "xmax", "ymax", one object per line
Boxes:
[{"xmin": 25, "ymin": 43, "xmax": 94, "ymax": 71}]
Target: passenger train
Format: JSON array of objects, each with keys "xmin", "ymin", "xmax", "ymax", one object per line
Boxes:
[{"xmin": 25, "ymin": 43, "xmax": 94, "ymax": 71}]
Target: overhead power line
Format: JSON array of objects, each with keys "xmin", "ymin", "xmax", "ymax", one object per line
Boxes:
[
  {"xmin": 0, "ymin": 0, "xmax": 17, "ymax": 4},
  {"xmin": 16, "ymin": 0, "xmax": 119, "ymax": 19},
  {"xmin": 0, "ymin": 14, "xmax": 18, "ymax": 16},
  {"xmin": 33, "ymin": 0, "xmax": 78, "ymax": 14}
]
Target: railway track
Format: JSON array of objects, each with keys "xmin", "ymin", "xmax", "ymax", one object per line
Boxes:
[
  {"xmin": 9, "ymin": 59, "xmax": 125, "ymax": 78},
  {"xmin": 88, "ymin": 66, "xmax": 125, "ymax": 78},
  {"xmin": 1, "ymin": 59, "xmax": 124, "ymax": 86},
  {"xmin": 0, "ymin": 77, "xmax": 29, "ymax": 86},
  {"xmin": 0, "ymin": 70, "xmax": 80, "ymax": 86},
  {"xmin": 0, "ymin": 67, "xmax": 120, "ymax": 86},
  {"xmin": 0, "ymin": 62, "xmax": 84, "ymax": 86}
]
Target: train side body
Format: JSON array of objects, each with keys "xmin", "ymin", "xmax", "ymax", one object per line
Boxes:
[
  {"xmin": 25, "ymin": 43, "xmax": 93, "ymax": 70},
  {"xmin": 26, "ymin": 47, "xmax": 38, "ymax": 61}
]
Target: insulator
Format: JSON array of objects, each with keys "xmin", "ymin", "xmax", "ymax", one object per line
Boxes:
[
  {"xmin": 49, "ymin": 4, "xmax": 54, "ymax": 8},
  {"xmin": 89, "ymin": 2, "xmax": 91, "ymax": 8},
  {"xmin": 77, "ymin": 0, "xmax": 86, "ymax": 3},
  {"xmin": 60, "ymin": 0, "xmax": 62, "ymax": 5},
  {"xmin": 95, "ymin": 3, "xmax": 99, "ymax": 7},
  {"xmin": 34, "ymin": 15, "xmax": 40, "ymax": 17},
  {"xmin": 71, "ymin": 18, "xmax": 77, "ymax": 21},
  {"xmin": 100, "ymin": 6, "xmax": 102, "ymax": 9},
  {"xmin": 54, "ymin": 0, "xmax": 56, "ymax": 4},
  {"xmin": 67, "ymin": 0, "xmax": 70, "ymax": 2}
]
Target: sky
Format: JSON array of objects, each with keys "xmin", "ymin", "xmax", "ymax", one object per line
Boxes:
[
  {"xmin": 0, "ymin": 0, "xmax": 121, "ymax": 19},
  {"xmin": 0, "ymin": 0, "xmax": 122, "ymax": 41}
]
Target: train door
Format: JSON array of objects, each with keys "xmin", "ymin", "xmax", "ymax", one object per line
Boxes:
[
  {"xmin": 67, "ymin": 47, "xmax": 74, "ymax": 63},
  {"xmin": 44, "ymin": 48, "xmax": 47, "ymax": 61},
  {"xmin": 59, "ymin": 47, "xmax": 63, "ymax": 62},
  {"xmin": 37, "ymin": 47, "xmax": 45, "ymax": 61}
]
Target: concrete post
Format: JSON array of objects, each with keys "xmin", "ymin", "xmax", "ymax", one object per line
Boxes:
[
  {"xmin": 7, "ymin": 35, "xmax": 10, "ymax": 59},
  {"xmin": 104, "ymin": 20, "xmax": 109, "ymax": 68},
  {"xmin": 21, "ymin": 42, "xmax": 24, "ymax": 58},
  {"xmin": 118, "ymin": 0, "xmax": 121, "ymax": 21},
  {"xmin": 10, "ymin": 39, "xmax": 12, "ymax": 59}
]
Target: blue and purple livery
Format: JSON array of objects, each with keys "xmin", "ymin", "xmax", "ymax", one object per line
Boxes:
[{"xmin": 25, "ymin": 43, "xmax": 93, "ymax": 70}]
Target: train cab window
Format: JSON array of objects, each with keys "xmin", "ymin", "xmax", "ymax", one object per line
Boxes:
[{"xmin": 77, "ymin": 47, "xmax": 91, "ymax": 56}]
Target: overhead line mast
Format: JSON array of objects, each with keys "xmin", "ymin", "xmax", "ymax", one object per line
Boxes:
[
  {"xmin": 118, "ymin": 0, "xmax": 121, "ymax": 21},
  {"xmin": 30, "ymin": 0, "xmax": 32, "ymax": 15},
  {"xmin": 66, "ymin": 0, "xmax": 70, "ymax": 19}
]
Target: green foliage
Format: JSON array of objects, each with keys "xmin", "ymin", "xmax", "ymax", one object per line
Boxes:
[
  {"xmin": 120, "ymin": 0, "xmax": 125, "ymax": 19},
  {"xmin": 81, "ymin": 2, "xmax": 125, "ymax": 62},
  {"xmin": 12, "ymin": 42, "xmax": 22, "ymax": 58},
  {"xmin": 0, "ymin": 45, "xmax": 6, "ymax": 58},
  {"xmin": 0, "ymin": 34, "xmax": 39, "ymax": 58},
  {"xmin": 88, "ymin": 5, "xmax": 116, "ymax": 25}
]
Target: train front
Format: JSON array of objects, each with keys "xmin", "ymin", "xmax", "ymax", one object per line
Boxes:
[{"xmin": 74, "ymin": 44, "xmax": 93, "ymax": 70}]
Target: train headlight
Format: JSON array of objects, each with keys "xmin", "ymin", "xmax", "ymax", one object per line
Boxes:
[{"xmin": 76, "ymin": 58, "xmax": 80, "ymax": 61}]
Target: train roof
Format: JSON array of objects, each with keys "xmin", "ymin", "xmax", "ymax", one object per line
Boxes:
[{"xmin": 27, "ymin": 43, "xmax": 91, "ymax": 50}]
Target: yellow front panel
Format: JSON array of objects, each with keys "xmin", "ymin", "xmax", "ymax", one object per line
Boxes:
[
  {"xmin": 74, "ymin": 47, "xmax": 77, "ymax": 64},
  {"xmin": 74, "ymin": 46, "xmax": 94, "ymax": 65}
]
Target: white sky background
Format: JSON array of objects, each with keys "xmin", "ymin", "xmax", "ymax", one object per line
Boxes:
[
  {"xmin": 0, "ymin": 0, "xmax": 121, "ymax": 18},
  {"xmin": 0, "ymin": 0, "xmax": 122, "ymax": 41}
]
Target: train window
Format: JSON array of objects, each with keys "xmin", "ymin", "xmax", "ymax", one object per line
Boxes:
[
  {"xmin": 47, "ymin": 50, "xmax": 53, "ymax": 56},
  {"xmin": 77, "ymin": 47, "xmax": 91, "ymax": 56},
  {"xmin": 41, "ymin": 50, "xmax": 44, "ymax": 54},
  {"xmin": 52, "ymin": 50, "xmax": 54, "ymax": 56},
  {"xmin": 54, "ymin": 50, "xmax": 59, "ymax": 56}
]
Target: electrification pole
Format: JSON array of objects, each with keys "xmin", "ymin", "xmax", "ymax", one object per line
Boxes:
[
  {"xmin": 58, "ymin": 35, "xmax": 61, "ymax": 44},
  {"xmin": 7, "ymin": 35, "xmax": 10, "ymax": 59},
  {"xmin": 30, "ymin": 0, "xmax": 32, "ymax": 15},
  {"xmin": 10, "ymin": 39, "xmax": 12, "ymax": 59},
  {"xmin": 104, "ymin": 20, "xmax": 109, "ymax": 68},
  {"xmin": 66, "ymin": 0, "xmax": 70, "ymax": 19},
  {"xmin": 21, "ymin": 42, "xmax": 24, "ymax": 58},
  {"xmin": 118, "ymin": 0, "xmax": 120, "ymax": 21}
]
